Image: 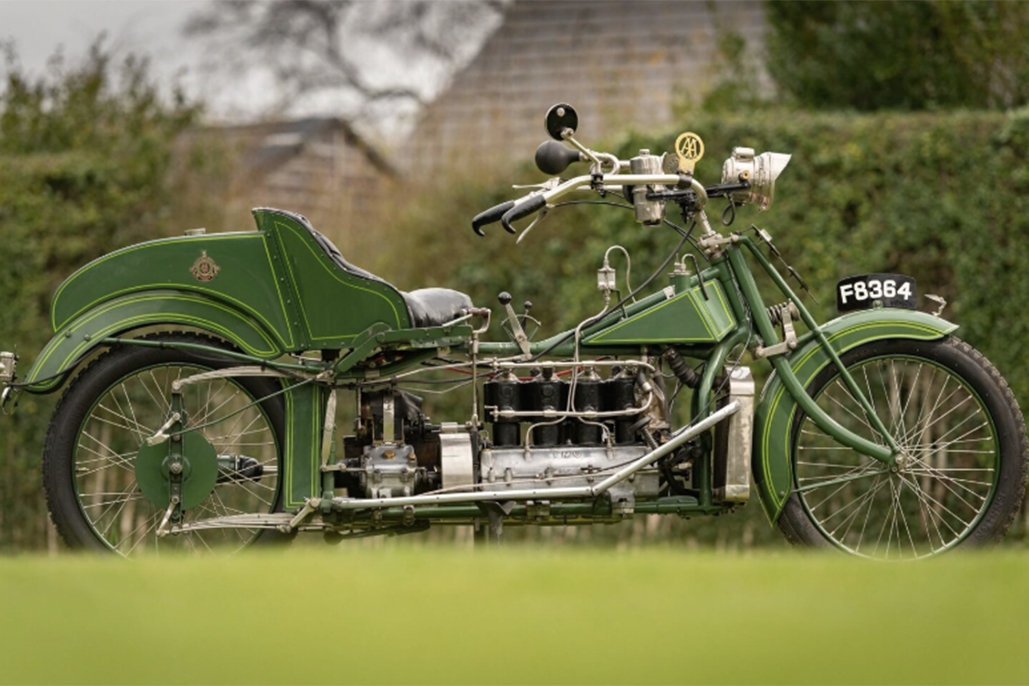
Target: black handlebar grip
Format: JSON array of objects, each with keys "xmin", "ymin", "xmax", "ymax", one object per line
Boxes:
[
  {"xmin": 471, "ymin": 201, "xmax": 515, "ymax": 236},
  {"xmin": 501, "ymin": 195, "xmax": 547, "ymax": 234},
  {"xmin": 534, "ymin": 140, "xmax": 582, "ymax": 176}
]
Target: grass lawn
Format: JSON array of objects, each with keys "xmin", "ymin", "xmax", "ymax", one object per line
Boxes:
[{"xmin": 1, "ymin": 546, "xmax": 1027, "ymax": 685}]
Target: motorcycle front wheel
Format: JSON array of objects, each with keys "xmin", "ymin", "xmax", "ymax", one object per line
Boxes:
[
  {"xmin": 777, "ymin": 337, "xmax": 1027, "ymax": 559},
  {"xmin": 42, "ymin": 333, "xmax": 287, "ymax": 556}
]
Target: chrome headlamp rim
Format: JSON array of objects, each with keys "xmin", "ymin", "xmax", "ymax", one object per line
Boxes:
[{"xmin": 721, "ymin": 148, "xmax": 791, "ymax": 211}]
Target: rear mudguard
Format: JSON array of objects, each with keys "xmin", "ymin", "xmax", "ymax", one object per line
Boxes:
[
  {"xmin": 753, "ymin": 309, "xmax": 958, "ymax": 522},
  {"xmin": 22, "ymin": 290, "xmax": 283, "ymax": 393}
]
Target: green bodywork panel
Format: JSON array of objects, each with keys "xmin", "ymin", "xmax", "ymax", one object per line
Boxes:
[
  {"xmin": 282, "ymin": 383, "xmax": 330, "ymax": 509},
  {"xmin": 583, "ymin": 279, "xmax": 736, "ymax": 345},
  {"xmin": 26, "ymin": 208, "xmax": 421, "ymax": 392},
  {"xmin": 253, "ymin": 209, "xmax": 412, "ymax": 346},
  {"xmin": 50, "ymin": 231, "xmax": 296, "ymax": 349},
  {"xmin": 24, "ymin": 291, "xmax": 283, "ymax": 392},
  {"xmin": 752, "ymin": 309, "xmax": 958, "ymax": 522}
]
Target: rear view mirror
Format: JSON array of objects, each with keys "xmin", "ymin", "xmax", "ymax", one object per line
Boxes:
[{"xmin": 545, "ymin": 103, "xmax": 578, "ymax": 141}]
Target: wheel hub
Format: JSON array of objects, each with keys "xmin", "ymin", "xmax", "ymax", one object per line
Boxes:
[{"xmin": 135, "ymin": 431, "xmax": 219, "ymax": 510}]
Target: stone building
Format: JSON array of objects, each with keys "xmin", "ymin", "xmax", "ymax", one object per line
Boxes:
[
  {"xmin": 408, "ymin": 0, "xmax": 768, "ymax": 176},
  {"xmin": 187, "ymin": 117, "xmax": 397, "ymax": 260}
]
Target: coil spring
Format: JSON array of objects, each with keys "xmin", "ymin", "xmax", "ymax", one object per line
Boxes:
[{"xmin": 766, "ymin": 301, "xmax": 799, "ymax": 326}]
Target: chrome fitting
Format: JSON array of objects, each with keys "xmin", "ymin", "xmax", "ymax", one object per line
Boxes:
[{"xmin": 0, "ymin": 351, "xmax": 16, "ymax": 385}]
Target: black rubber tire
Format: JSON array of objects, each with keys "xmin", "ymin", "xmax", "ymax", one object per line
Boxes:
[
  {"xmin": 777, "ymin": 336, "xmax": 1028, "ymax": 557},
  {"xmin": 42, "ymin": 333, "xmax": 290, "ymax": 554}
]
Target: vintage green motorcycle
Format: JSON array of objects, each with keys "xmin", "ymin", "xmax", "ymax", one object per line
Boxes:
[{"xmin": 2, "ymin": 104, "xmax": 1025, "ymax": 558}]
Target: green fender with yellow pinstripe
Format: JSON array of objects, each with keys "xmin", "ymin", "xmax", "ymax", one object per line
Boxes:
[
  {"xmin": 753, "ymin": 309, "xmax": 959, "ymax": 523},
  {"xmin": 22, "ymin": 290, "xmax": 284, "ymax": 393}
]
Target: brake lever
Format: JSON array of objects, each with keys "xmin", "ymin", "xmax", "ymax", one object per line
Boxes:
[
  {"xmin": 512, "ymin": 178, "xmax": 562, "ymax": 191},
  {"xmin": 515, "ymin": 206, "xmax": 550, "ymax": 244}
]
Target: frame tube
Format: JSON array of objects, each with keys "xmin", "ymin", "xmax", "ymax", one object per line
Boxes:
[{"xmin": 728, "ymin": 240, "xmax": 896, "ymax": 464}]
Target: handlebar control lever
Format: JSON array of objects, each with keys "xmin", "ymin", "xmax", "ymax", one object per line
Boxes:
[{"xmin": 498, "ymin": 292, "xmax": 531, "ymax": 357}]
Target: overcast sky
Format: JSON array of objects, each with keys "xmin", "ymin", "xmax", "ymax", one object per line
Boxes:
[
  {"xmin": 0, "ymin": 2, "xmax": 218, "ymax": 100},
  {"xmin": 0, "ymin": 0, "xmax": 499, "ymax": 138}
]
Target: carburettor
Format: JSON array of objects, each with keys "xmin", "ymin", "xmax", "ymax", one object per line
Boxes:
[{"xmin": 359, "ymin": 443, "xmax": 421, "ymax": 498}]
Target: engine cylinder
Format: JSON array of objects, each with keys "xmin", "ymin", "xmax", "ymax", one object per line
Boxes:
[
  {"xmin": 571, "ymin": 372, "xmax": 602, "ymax": 445},
  {"xmin": 484, "ymin": 376, "xmax": 521, "ymax": 447},
  {"xmin": 603, "ymin": 375, "xmax": 638, "ymax": 444},
  {"xmin": 522, "ymin": 370, "xmax": 563, "ymax": 446}
]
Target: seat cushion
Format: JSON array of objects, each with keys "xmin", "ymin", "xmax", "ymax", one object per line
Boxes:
[{"xmin": 402, "ymin": 288, "xmax": 474, "ymax": 328}]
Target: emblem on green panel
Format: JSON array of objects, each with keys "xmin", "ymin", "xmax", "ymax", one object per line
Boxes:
[{"xmin": 191, "ymin": 250, "xmax": 220, "ymax": 282}]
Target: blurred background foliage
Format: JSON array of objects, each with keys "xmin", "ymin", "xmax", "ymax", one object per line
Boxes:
[
  {"xmin": 3, "ymin": 1, "xmax": 1029, "ymax": 551},
  {"xmin": 0, "ymin": 40, "xmax": 226, "ymax": 551},
  {"xmin": 766, "ymin": 1, "xmax": 1029, "ymax": 111}
]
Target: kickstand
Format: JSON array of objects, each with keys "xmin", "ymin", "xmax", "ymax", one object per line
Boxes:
[{"xmin": 474, "ymin": 501, "xmax": 510, "ymax": 547}]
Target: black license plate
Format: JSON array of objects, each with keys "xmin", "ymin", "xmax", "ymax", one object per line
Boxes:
[{"xmin": 836, "ymin": 274, "xmax": 917, "ymax": 313}]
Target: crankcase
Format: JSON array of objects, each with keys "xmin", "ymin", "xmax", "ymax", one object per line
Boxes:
[{"xmin": 480, "ymin": 444, "xmax": 660, "ymax": 500}]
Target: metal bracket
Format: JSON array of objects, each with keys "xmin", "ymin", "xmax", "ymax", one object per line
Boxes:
[
  {"xmin": 145, "ymin": 412, "xmax": 182, "ymax": 446},
  {"xmin": 926, "ymin": 294, "xmax": 947, "ymax": 317},
  {"xmin": 526, "ymin": 500, "xmax": 551, "ymax": 521},
  {"xmin": 156, "ymin": 495, "xmax": 181, "ymax": 538},
  {"xmin": 755, "ymin": 305, "xmax": 798, "ymax": 358},
  {"xmin": 611, "ymin": 492, "xmax": 636, "ymax": 518},
  {"xmin": 381, "ymin": 393, "xmax": 395, "ymax": 444},
  {"xmin": 283, "ymin": 498, "xmax": 320, "ymax": 532},
  {"xmin": 696, "ymin": 220, "xmax": 739, "ymax": 259}
]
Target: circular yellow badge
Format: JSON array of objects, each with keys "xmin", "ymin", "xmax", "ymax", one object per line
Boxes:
[{"xmin": 674, "ymin": 132, "xmax": 705, "ymax": 174}]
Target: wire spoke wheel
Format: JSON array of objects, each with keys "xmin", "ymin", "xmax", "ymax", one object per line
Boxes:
[
  {"xmin": 780, "ymin": 337, "xmax": 1026, "ymax": 560},
  {"xmin": 44, "ymin": 335, "xmax": 286, "ymax": 556}
]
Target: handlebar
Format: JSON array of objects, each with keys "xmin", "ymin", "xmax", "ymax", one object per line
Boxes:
[
  {"xmin": 471, "ymin": 172, "xmax": 712, "ymax": 236},
  {"xmin": 500, "ymin": 195, "xmax": 547, "ymax": 233},
  {"xmin": 471, "ymin": 201, "xmax": 515, "ymax": 236}
]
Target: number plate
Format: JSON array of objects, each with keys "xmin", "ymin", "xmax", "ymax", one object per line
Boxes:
[{"xmin": 836, "ymin": 274, "xmax": 917, "ymax": 313}]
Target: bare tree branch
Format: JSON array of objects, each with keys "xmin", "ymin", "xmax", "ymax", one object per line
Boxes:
[{"xmin": 184, "ymin": 0, "xmax": 504, "ymax": 122}]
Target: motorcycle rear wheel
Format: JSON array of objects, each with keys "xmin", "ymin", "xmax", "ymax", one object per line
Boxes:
[
  {"xmin": 42, "ymin": 333, "xmax": 287, "ymax": 556},
  {"xmin": 777, "ymin": 337, "xmax": 1027, "ymax": 559}
]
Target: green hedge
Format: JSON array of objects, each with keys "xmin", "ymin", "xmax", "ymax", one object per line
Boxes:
[{"xmin": 0, "ymin": 45, "xmax": 211, "ymax": 551}]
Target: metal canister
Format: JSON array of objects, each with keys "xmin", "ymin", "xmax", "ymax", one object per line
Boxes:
[
  {"xmin": 0, "ymin": 352, "xmax": 15, "ymax": 385},
  {"xmin": 629, "ymin": 149, "xmax": 665, "ymax": 225}
]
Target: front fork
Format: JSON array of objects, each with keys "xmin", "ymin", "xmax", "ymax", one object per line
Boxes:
[{"xmin": 712, "ymin": 239, "xmax": 900, "ymax": 468}]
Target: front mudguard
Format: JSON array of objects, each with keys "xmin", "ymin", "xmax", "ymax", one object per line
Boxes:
[
  {"xmin": 752, "ymin": 309, "xmax": 958, "ymax": 522},
  {"xmin": 22, "ymin": 290, "xmax": 283, "ymax": 393}
]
